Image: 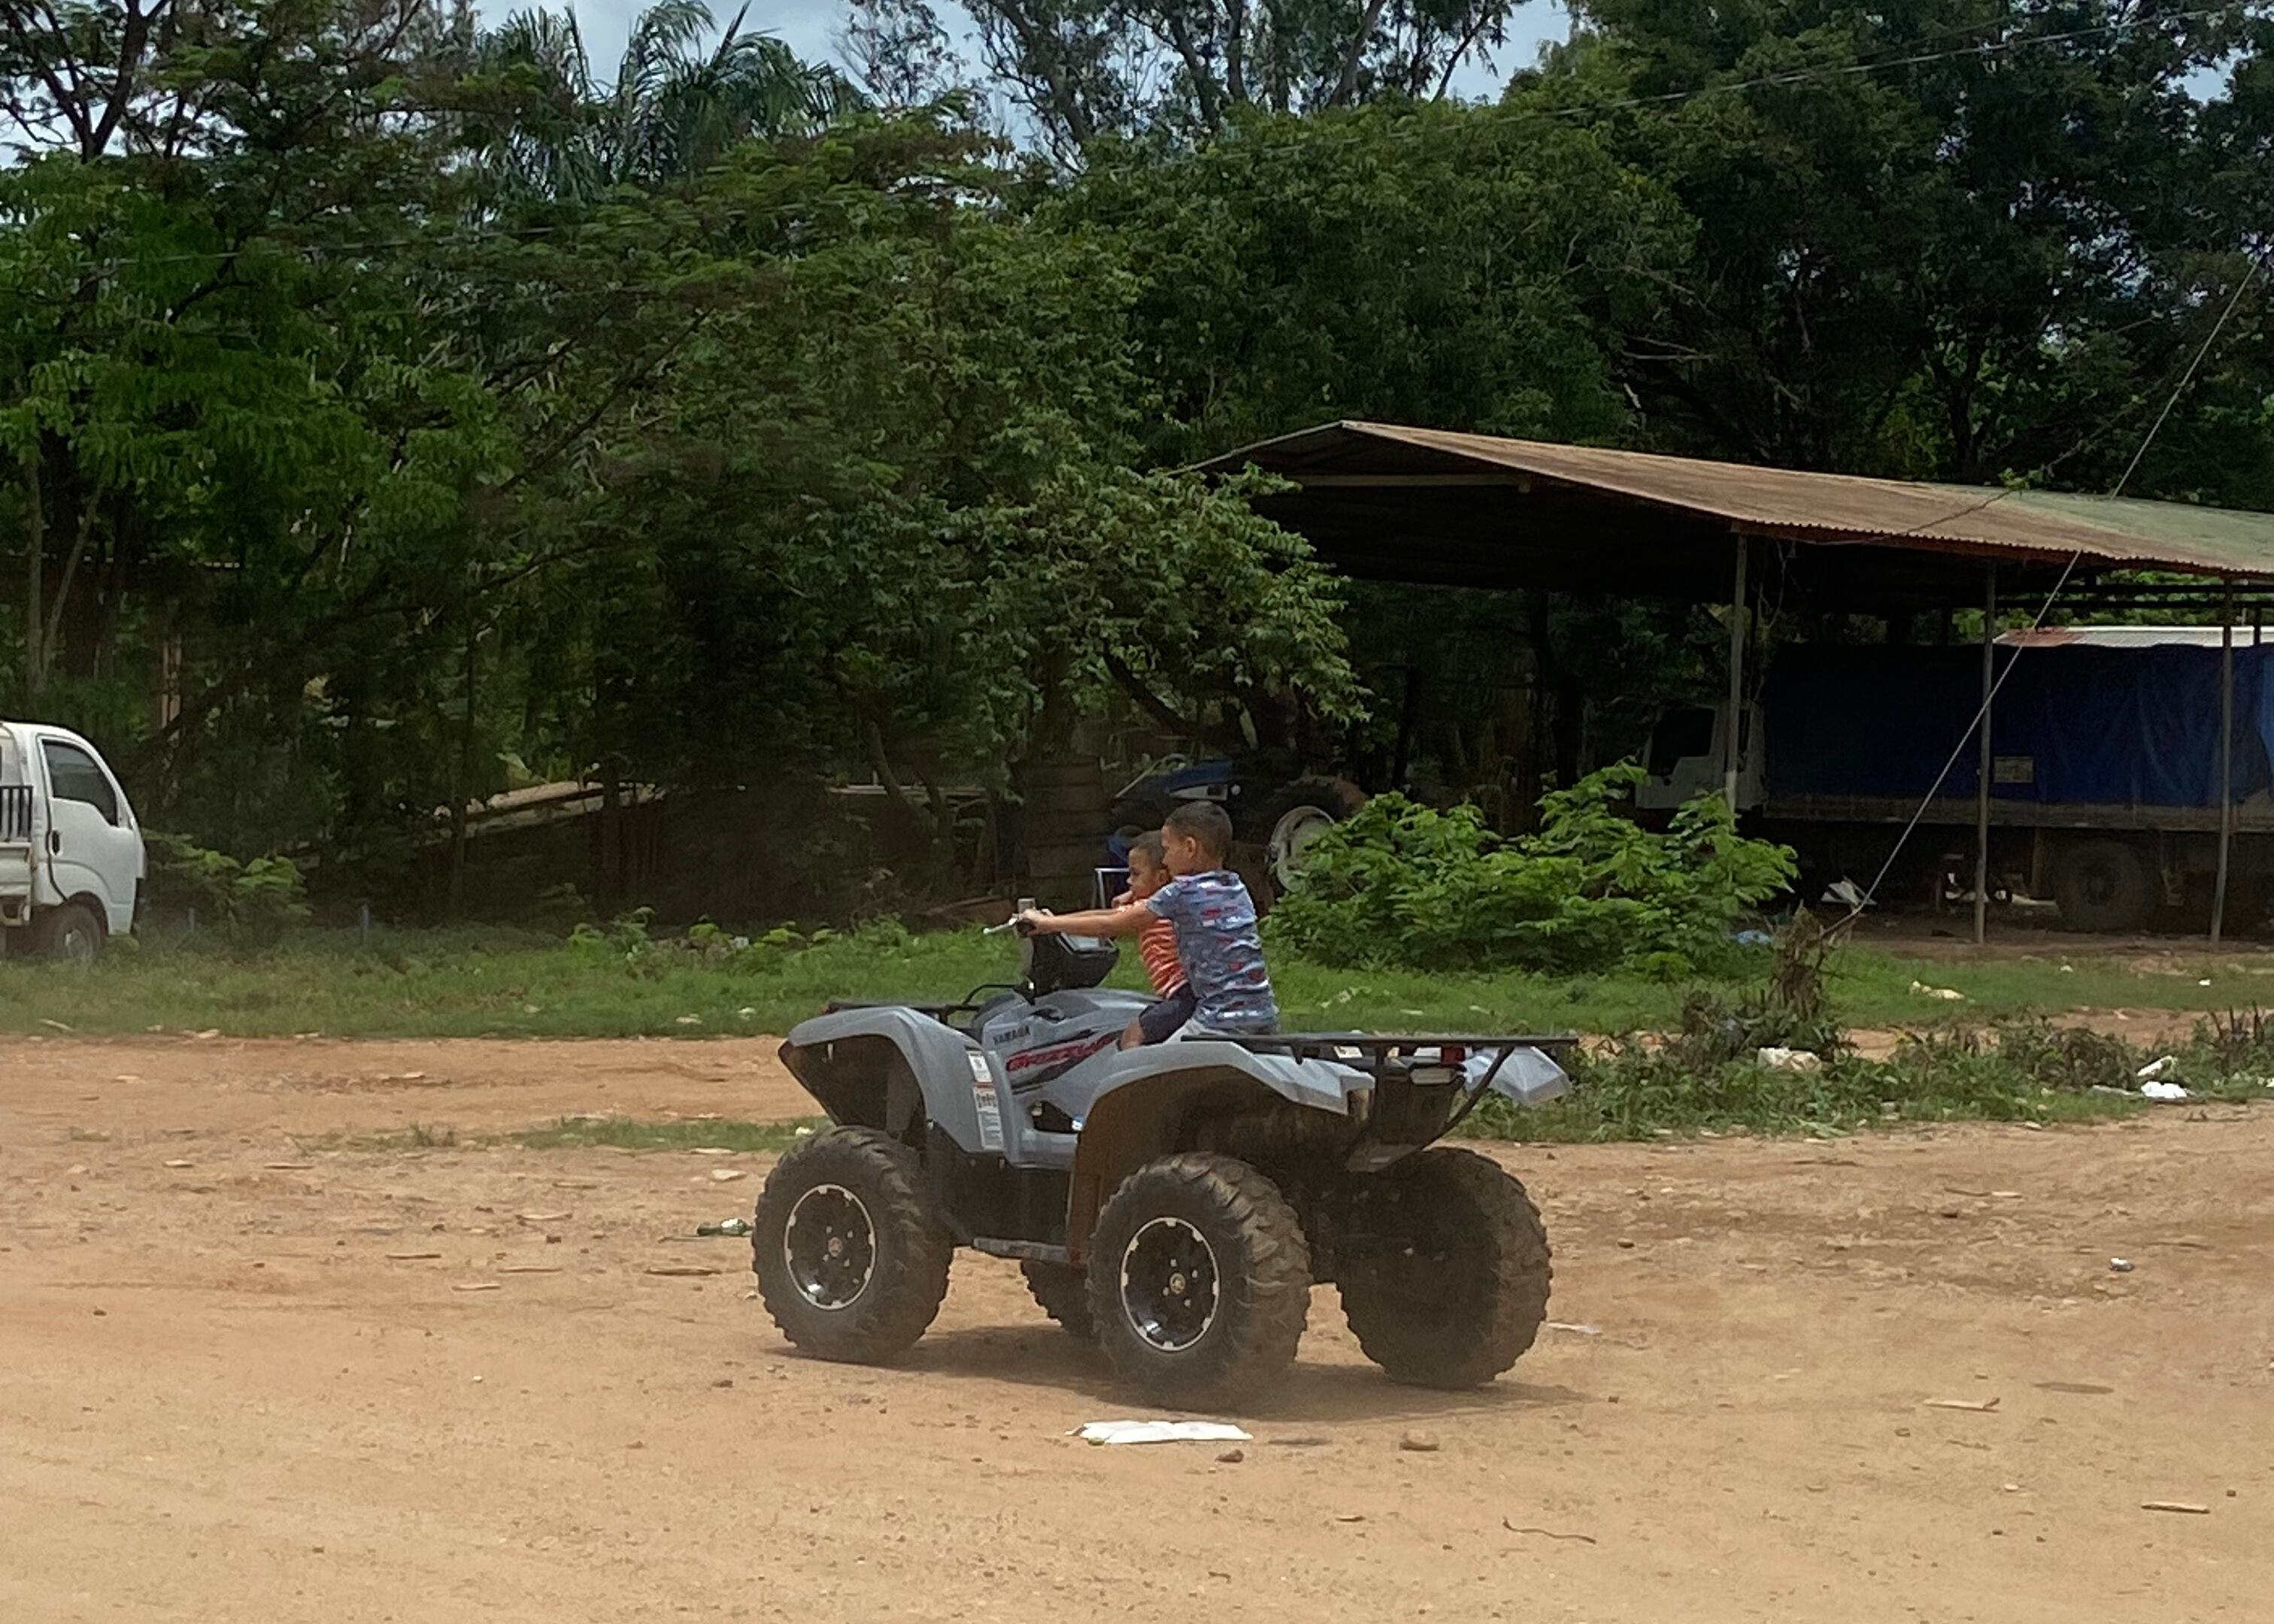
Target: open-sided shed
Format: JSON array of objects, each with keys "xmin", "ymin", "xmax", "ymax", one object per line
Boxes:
[{"xmin": 1201, "ymin": 421, "xmax": 2274, "ymax": 941}]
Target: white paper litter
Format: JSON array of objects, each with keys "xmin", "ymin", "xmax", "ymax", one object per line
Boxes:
[
  {"xmin": 2139, "ymin": 1080, "xmax": 2191, "ymax": 1102},
  {"xmin": 1073, "ymin": 1420, "xmax": 1252, "ymax": 1446},
  {"xmin": 1909, "ymin": 980, "xmax": 1966, "ymax": 1001},
  {"xmin": 1757, "ymin": 1047, "xmax": 1823, "ymax": 1071},
  {"xmin": 2136, "ymin": 1055, "xmax": 2177, "ymax": 1081}
]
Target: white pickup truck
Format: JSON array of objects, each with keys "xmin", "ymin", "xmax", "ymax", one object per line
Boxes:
[{"xmin": 1, "ymin": 720, "xmax": 145, "ymax": 961}]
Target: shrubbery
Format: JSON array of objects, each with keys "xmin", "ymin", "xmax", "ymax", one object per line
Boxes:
[
  {"xmin": 144, "ymin": 833, "xmax": 312, "ymax": 949},
  {"xmin": 1268, "ymin": 765, "xmax": 1795, "ymax": 977}
]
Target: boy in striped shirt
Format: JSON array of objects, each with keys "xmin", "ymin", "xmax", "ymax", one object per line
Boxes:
[
  {"xmin": 1117, "ymin": 831, "xmax": 1193, "ymax": 1047},
  {"xmin": 1022, "ymin": 803, "xmax": 1278, "ymax": 1041}
]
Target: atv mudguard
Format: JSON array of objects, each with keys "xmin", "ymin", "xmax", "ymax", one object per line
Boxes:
[{"xmin": 778, "ymin": 1006, "xmax": 993, "ymax": 1148}]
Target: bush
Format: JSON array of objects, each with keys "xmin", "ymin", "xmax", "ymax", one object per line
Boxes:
[
  {"xmin": 1268, "ymin": 765, "xmax": 1795, "ymax": 975},
  {"xmin": 144, "ymin": 832, "xmax": 311, "ymax": 949}
]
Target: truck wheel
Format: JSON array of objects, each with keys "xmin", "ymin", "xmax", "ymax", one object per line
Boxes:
[
  {"xmin": 2052, "ymin": 839, "xmax": 2154, "ymax": 932},
  {"xmin": 752, "ymin": 1126, "xmax": 952, "ymax": 1365},
  {"xmin": 1020, "ymin": 1259, "xmax": 1094, "ymax": 1338},
  {"xmin": 1086, "ymin": 1153, "xmax": 1310, "ymax": 1408},
  {"xmin": 32, "ymin": 901, "xmax": 102, "ymax": 965},
  {"xmin": 1337, "ymin": 1147, "xmax": 1551, "ymax": 1389}
]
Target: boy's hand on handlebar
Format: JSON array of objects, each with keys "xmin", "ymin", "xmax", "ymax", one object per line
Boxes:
[{"xmin": 1015, "ymin": 907, "xmax": 1058, "ymax": 935}]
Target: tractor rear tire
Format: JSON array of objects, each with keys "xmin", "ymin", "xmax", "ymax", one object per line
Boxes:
[
  {"xmin": 1020, "ymin": 1259, "xmax": 1094, "ymax": 1338},
  {"xmin": 2051, "ymin": 838, "xmax": 2155, "ymax": 933},
  {"xmin": 1337, "ymin": 1147, "xmax": 1551, "ymax": 1389},
  {"xmin": 1086, "ymin": 1153, "xmax": 1310, "ymax": 1409},
  {"xmin": 752, "ymin": 1126, "xmax": 952, "ymax": 1365}
]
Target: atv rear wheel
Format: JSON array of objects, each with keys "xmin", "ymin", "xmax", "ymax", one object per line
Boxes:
[
  {"xmin": 1020, "ymin": 1259, "xmax": 1094, "ymax": 1338},
  {"xmin": 1086, "ymin": 1153, "xmax": 1310, "ymax": 1408},
  {"xmin": 1336, "ymin": 1147, "xmax": 1550, "ymax": 1389},
  {"xmin": 752, "ymin": 1126, "xmax": 952, "ymax": 1364}
]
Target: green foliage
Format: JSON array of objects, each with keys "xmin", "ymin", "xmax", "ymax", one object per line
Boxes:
[
  {"xmin": 1270, "ymin": 766, "xmax": 1796, "ymax": 974},
  {"xmin": 509, "ymin": 1116, "xmax": 820, "ymax": 1153},
  {"xmin": 1472, "ymin": 1012, "xmax": 2272, "ymax": 1146},
  {"xmin": 1, "ymin": 0, "xmax": 2270, "ymax": 930},
  {"xmin": 144, "ymin": 833, "xmax": 312, "ymax": 949},
  {"xmin": 1667, "ymin": 909, "xmax": 1842, "ymax": 1064}
]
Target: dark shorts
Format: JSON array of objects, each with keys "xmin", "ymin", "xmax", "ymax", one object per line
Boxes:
[{"xmin": 1135, "ymin": 985, "xmax": 1199, "ymax": 1045}]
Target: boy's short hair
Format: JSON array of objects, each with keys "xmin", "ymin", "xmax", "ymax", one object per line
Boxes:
[
  {"xmin": 1129, "ymin": 829, "xmax": 1166, "ymax": 867},
  {"xmin": 1163, "ymin": 801, "xmax": 1234, "ymax": 864}
]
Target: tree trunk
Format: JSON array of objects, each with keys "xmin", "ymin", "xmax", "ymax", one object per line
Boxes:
[
  {"xmin": 23, "ymin": 439, "xmax": 44, "ymax": 698},
  {"xmin": 448, "ymin": 625, "xmax": 478, "ymax": 917}
]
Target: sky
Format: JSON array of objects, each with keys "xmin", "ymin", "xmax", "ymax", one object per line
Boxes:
[{"xmin": 490, "ymin": 0, "xmax": 1578, "ymax": 102}]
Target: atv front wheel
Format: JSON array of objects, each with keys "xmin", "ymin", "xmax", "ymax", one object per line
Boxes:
[
  {"xmin": 752, "ymin": 1126, "xmax": 952, "ymax": 1364},
  {"xmin": 1020, "ymin": 1259, "xmax": 1094, "ymax": 1338},
  {"xmin": 1086, "ymin": 1153, "xmax": 1310, "ymax": 1407},
  {"xmin": 1336, "ymin": 1147, "xmax": 1551, "ymax": 1389}
]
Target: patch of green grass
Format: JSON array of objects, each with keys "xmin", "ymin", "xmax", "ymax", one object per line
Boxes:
[
  {"xmin": 5, "ymin": 920, "xmax": 2274, "ymax": 1043},
  {"xmin": 327, "ymin": 1122, "xmax": 462, "ymax": 1151},
  {"xmin": 509, "ymin": 1116, "xmax": 820, "ymax": 1153},
  {"xmin": 1467, "ymin": 1017, "xmax": 2273, "ymax": 1144},
  {"xmin": 320, "ymin": 1116, "xmax": 821, "ymax": 1153}
]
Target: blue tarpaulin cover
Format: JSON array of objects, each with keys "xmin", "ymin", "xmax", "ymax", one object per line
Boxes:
[{"xmin": 1763, "ymin": 645, "xmax": 2274, "ymax": 807}]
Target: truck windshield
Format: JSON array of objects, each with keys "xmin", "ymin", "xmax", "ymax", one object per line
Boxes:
[{"xmin": 1646, "ymin": 708, "xmax": 1715, "ymax": 777}]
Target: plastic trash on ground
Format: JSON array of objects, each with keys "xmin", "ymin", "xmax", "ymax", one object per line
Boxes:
[
  {"xmin": 1757, "ymin": 1047, "xmax": 1823, "ymax": 1071},
  {"xmin": 1073, "ymin": 1419, "xmax": 1253, "ymax": 1446},
  {"xmin": 1909, "ymin": 981, "xmax": 1966, "ymax": 1001},
  {"xmin": 2139, "ymin": 1080, "xmax": 2191, "ymax": 1102}
]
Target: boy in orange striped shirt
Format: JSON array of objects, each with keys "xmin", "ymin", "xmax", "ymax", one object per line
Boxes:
[{"xmin": 1118, "ymin": 831, "xmax": 1193, "ymax": 1047}]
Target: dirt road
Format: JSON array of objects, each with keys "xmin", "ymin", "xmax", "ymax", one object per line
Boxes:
[{"xmin": 5, "ymin": 1037, "xmax": 2270, "ymax": 1622}]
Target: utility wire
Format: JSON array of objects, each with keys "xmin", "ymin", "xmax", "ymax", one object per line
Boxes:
[{"xmin": 1833, "ymin": 244, "xmax": 2271, "ymax": 930}]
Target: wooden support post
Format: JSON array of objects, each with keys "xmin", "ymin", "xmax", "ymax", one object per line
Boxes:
[
  {"xmin": 1973, "ymin": 565, "xmax": 1998, "ymax": 947},
  {"xmin": 2212, "ymin": 580, "xmax": 2236, "ymax": 947},
  {"xmin": 1724, "ymin": 538, "xmax": 1748, "ymax": 806}
]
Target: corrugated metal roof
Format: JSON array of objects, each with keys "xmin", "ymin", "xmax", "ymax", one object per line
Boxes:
[
  {"xmin": 1204, "ymin": 422, "xmax": 2274, "ymax": 580},
  {"xmin": 2001, "ymin": 626, "xmax": 2267, "ymax": 648}
]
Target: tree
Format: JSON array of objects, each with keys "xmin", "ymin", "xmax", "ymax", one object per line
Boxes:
[
  {"xmin": 1054, "ymin": 100, "xmax": 1693, "ymax": 464},
  {"xmin": 455, "ymin": 116, "xmax": 1360, "ymax": 891},
  {"xmin": 1513, "ymin": 2, "xmax": 2269, "ymax": 486},
  {"xmin": 466, "ymin": 1, "xmax": 860, "ymax": 201},
  {"xmin": 0, "ymin": 0, "xmax": 512, "ymax": 866},
  {"xmin": 844, "ymin": 0, "xmax": 1527, "ymax": 156}
]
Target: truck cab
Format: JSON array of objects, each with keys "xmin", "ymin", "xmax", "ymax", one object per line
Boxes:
[
  {"xmin": 0, "ymin": 721, "xmax": 144, "ymax": 961},
  {"xmin": 1635, "ymin": 702, "xmax": 1763, "ymax": 814}
]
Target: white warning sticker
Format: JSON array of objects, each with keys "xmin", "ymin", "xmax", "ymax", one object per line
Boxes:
[{"xmin": 966, "ymin": 1051, "xmax": 1004, "ymax": 1152}]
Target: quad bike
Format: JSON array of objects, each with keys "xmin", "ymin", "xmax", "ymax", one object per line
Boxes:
[{"xmin": 753, "ymin": 916, "xmax": 1575, "ymax": 1407}]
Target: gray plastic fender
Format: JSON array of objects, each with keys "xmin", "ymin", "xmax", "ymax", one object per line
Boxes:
[
  {"xmin": 1085, "ymin": 1039, "xmax": 1362, "ymax": 1116},
  {"xmin": 778, "ymin": 1006, "xmax": 1003, "ymax": 1153}
]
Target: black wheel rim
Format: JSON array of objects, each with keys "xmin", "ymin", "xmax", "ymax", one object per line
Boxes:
[
  {"xmin": 783, "ymin": 1183, "xmax": 876, "ymax": 1311},
  {"xmin": 1119, "ymin": 1216, "xmax": 1220, "ymax": 1353}
]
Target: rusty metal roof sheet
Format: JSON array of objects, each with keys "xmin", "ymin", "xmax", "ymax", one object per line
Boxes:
[{"xmin": 1203, "ymin": 422, "xmax": 2274, "ymax": 580}]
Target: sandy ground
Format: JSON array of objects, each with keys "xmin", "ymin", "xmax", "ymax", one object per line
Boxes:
[{"xmin": 5, "ymin": 1037, "xmax": 2272, "ymax": 1623}]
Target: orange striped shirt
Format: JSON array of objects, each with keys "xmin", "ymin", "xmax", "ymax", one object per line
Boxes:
[{"xmin": 1137, "ymin": 911, "xmax": 1185, "ymax": 997}]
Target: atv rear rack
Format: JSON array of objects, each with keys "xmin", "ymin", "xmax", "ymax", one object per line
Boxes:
[
  {"xmin": 1220, "ymin": 1033, "xmax": 1581, "ymax": 1063},
  {"xmin": 1217, "ymin": 1033, "xmax": 1581, "ymax": 1165}
]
